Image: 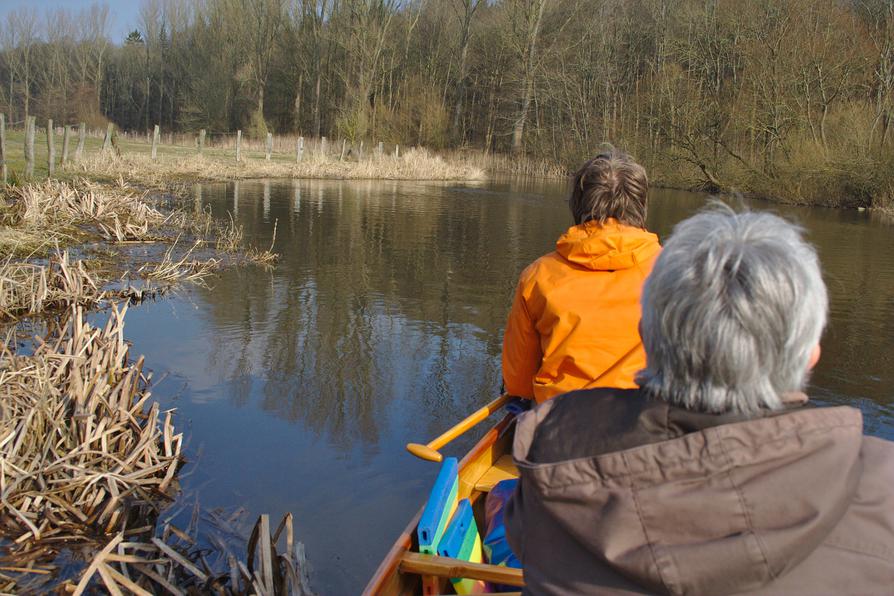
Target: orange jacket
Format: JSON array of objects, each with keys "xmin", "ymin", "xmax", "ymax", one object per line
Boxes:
[{"xmin": 502, "ymin": 220, "xmax": 661, "ymax": 403}]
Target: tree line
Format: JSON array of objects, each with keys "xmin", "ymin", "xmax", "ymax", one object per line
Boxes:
[{"xmin": 1, "ymin": 0, "xmax": 892, "ymax": 205}]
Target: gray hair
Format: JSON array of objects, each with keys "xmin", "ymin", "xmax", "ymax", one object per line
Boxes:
[{"xmin": 636, "ymin": 205, "xmax": 828, "ymax": 414}]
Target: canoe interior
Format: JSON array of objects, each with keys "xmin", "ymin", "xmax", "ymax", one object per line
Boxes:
[{"xmin": 363, "ymin": 414, "xmax": 519, "ymax": 595}]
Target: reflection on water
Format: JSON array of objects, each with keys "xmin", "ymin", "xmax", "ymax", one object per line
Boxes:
[{"xmin": 121, "ymin": 178, "xmax": 894, "ymax": 593}]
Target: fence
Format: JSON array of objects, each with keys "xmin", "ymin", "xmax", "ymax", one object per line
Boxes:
[{"xmin": 0, "ymin": 115, "xmax": 406, "ymax": 184}]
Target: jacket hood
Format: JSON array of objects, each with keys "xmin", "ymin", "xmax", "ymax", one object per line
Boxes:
[
  {"xmin": 512, "ymin": 398, "xmax": 865, "ymax": 595},
  {"xmin": 555, "ymin": 220, "xmax": 660, "ymax": 271}
]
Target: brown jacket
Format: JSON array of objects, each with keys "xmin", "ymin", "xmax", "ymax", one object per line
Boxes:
[{"xmin": 505, "ymin": 389, "xmax": 894, "ymax": 595}]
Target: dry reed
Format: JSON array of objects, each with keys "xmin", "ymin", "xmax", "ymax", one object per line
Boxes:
[
  {"xmin": 0, "ymin": 306, "xmax": 313, "ymax": 594},
  {"xmin": 137, "ymin": 239, "xmax": 221, "ymax": 286},
  {"xmin": 39, "ymin": 512, "xmax": 314, "ymax": 595},
  {"xmin": 0, "ymin": 303, "xmax": 181, "ymax": 553},
  {"xmin": 8, "ymin": 179, "xmax": 169, "ymax": 243},
  {"xmin": 70, "ymin": 147, "xmax": 486, "ymax": 186},
  {"xmin": 244, "ymin": 219, "xmax": 279, "ymax": 268},
  {"xmin": 0, "ymin": 178, "xmax": 276, "ymax": 323},
  {"xmin": 0, "ymin": 251, "xmax": 102, "ymax": 321}
]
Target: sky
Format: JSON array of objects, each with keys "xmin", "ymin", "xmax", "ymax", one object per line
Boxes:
[{"xmin": 0, "ymin": 0, "xmax": 141, "ymax": 43}]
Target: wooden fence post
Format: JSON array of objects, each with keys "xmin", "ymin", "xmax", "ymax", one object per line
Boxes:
[
  {"xmin": 321, "ymin": 136, "xmax": 327, "ymax": 157},
  {"xmin": 151, "ymin": 124, "xmax": 159, "ymax": 159},
  {"xmin": 102, "ymin": 123, "xmax": 114, "ymax": 153},
  {"xmin": 394, "ymin": 144, "xmax": 400, "ymax": 158},
  {"xmin": 339, "ymin": 139, "xmax": 346, "ymax": 161},
  {"xmin": 358, "ymin": 140, "xmax": 364, "ymax": 160},
  {"xmin": 0, "ymin": 114, "xmax": 6, "ymax": 185},
  {"xmin": 76, "ymin": 122, "xmax": 86, "ymax": 160},
  {"xmin": 377, "ymin": 141, "xmax": 383, "ymax": 158},
  {"xmin": 236, "ymin": 130, "xmax": 242, "ymax": 162},
  {"xmin": 47, "ymin": 119, "xmax": 55, "ymax": 177},
  {"xmin": 265, "ymin": 132, "xmax": 273, "ymax": 161},
  {"xmin": 198, "ymin": 128, "xmax": 206, "ymax": 154},
  {"xmin": 297, "ymin": 136, "xmax": 304, "ymax": 163},
  {"xmin": 0, "ymin": 114, "xmax": 7, "ymax": 185},
  {"xmin": 24, "ymin": 116, "xmax": 35, "ymax": 178},
  {"xmin": 61, "ymin": 125, "xmax": 71, "ymax": 165}
]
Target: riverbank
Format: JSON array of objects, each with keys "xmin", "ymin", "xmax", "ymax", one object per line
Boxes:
[
  {"xmin": 511, "ymin": 141, "xmax": 894, "ymax": 213},
  {"xmin": 9, "ymin": 125, "xmax": 890, "ymax": 213},
  {"xmin": 0, "ymin": 178, "xmax": 310, "ymax": 593},
  {"xmin": 0, "ymin": 127, "xmax": 484, "ymax": 188},
  {"xmin": 68, "ymin": 148, "xmax": 484, "ymax": 191}
]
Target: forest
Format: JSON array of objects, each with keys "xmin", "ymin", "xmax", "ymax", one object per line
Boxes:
[{"xmin": 0, "ymin": 0, "xmax": 892, "ymax": 207}]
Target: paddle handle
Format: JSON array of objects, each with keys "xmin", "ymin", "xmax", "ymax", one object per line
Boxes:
[{"xmin": 406, "ymin": 394, "xmax": 513, "ymax": 462}]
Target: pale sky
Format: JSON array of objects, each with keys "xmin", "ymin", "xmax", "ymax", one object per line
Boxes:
[{"xmin": 0, "ymin": 0, "xmax": 141, "ymax": 43}]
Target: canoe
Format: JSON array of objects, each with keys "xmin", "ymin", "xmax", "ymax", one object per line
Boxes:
[{"xmin": 363, "ymin": 413, "xmax": 524, "ymax": 595}]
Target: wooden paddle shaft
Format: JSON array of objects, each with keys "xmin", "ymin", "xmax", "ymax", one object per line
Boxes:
[{"xmin": 406, "ymin": 394, "xmax": 512, "ymax": 462}]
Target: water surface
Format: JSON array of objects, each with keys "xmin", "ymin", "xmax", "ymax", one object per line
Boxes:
[{"xmin": 122, "ymin": 178, "xmax": 894, "ymax": 593}]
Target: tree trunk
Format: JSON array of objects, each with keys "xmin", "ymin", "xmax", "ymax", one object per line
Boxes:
[
  {"xmin": 452, "ymin": 2, "xmax": 481, "ymax": 141},
  {"xmin": 294, "ymin": 73, "xmax": 303, "ymax": 132},
  {"xmin": 313, "ymin": 71, "xmax": 322, "ymax": 138},
  {"xmin": 511, "ymin": 0, "xmax": 546, "ymax": 153}
]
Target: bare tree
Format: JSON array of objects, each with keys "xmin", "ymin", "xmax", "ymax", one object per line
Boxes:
[
  {"xmin": 508, "ymin": 0, "xmax": 545, "ymax": 153},
  {"xmin": 450, "ymin": 0, "xmax": 484, "ymax": 141},
  {"xmin": 6, "ymin": 9, "xmax": 39, "ymax": 121}
]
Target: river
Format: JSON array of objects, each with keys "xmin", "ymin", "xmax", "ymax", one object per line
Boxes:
[{"xmin": 121, "ymin": 178, "xmax": 894, "ymax": 593}]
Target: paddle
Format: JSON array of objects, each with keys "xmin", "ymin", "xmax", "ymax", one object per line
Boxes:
[{"xmin": 406, "ymin": 394, "xmax": 513, "ymax": 462}]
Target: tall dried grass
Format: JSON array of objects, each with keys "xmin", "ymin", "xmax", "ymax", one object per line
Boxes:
[
  {"xmin": 0, "ymin": 251, "xmax": 102, "ymax": 321},
  {"xmin": 70, "ymin": 147, "xmax": 485, "ymax": 186},
  {"xmin": 42, "ymin": 511, "xmax": 314, "ymax": 595},
  {"xmin": 0, "ymin": 304, "xmax": 181, "ymax": 549},
  {"xmin": 0, "ymin": 305, "xmax": 313, "ymax": 594},
  {"xmin": 463, "ymin": 150, "xmax": 569, "ymax": 178},
  {"xmin": 0, "ymin": 178, "xmax": 275, "ymax": 322},
  {"xmin": 137, "ymin": 239, "xmax": 221, "ymax": 285},
  {"xmin": 9, "ymin": 179, "xmax": 169, "ymax": 242}
]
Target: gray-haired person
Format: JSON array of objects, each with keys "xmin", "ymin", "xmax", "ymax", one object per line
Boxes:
[{"xmin": 504, "ymin": 206, "xmax": 894, "ymax": 595}]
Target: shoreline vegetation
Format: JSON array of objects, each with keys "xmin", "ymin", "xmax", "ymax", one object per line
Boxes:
[
  {"xmin": 8, "ymin": 122, "xmax": 893, "ymax": 215},
  {"xmin": 2, "ymin": 1, "xmax": 892, "ymax": 214},
  {"xmin": 0, "ymin": 174, "xmax": 316, "ymax": 592}
]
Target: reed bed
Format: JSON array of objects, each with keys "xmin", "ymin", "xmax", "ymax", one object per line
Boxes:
[
  {"xmin": 0, "ymin": 251, "xmax": 102, "ymax": 321},
  {"xmin": 9, "ymin": 179, "xmax": 169, "ymax": 243},
  {"xmin": 2, "ymin": 178, "xmax": 247, "ymax": 249},
  {"xmin": 0, "ymin": 177, "xmax": 277, "ymax": 323},
  {"xmin": 137, "ymin": 240, "xmax": 221, "ymax": 285},
  {"xmin": 466, "ymin": 151, "xmax": 569, "ymax": 178},
  {"xmin": 33, "ymin": 511, "xmax": 314, "ymax": 595},
  {"xmin": 0, "ymin": 226, "xmax": 70, "ymax": 258},
  {"xmin": 0, "ymin": 306, "xmax": 312, "ymax": 594},
  {"xmin": 70, "ymin": 147, "xmax": 486, "ymax": 186},
  {"xmin": 0, "ymin": 303, "xmax": 180, "ymax": 557}
]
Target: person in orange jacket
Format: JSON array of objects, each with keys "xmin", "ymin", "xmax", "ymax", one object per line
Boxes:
[{"xmin": 502, "ymin": 149, "xmax": 661, "ymax": 403}]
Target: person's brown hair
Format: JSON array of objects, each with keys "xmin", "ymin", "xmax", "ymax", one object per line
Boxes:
[{"xmin": 569, "ymin": 149, "xmax": 649, "ymax": 227}]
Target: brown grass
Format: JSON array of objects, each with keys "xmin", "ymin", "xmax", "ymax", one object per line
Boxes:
[
  {"xmin": 0, "ymin": 305, "xmax": 312, "ymax": 594},
  {"xmin": 49, "ymin": 512, "xmax": 313, "ymax": 595},
  {"xmin": 0, "ymin": 251, "xmax": 102, "ymax": 321},
  {"xmin": 0, "ymin": 304, "xmax": 181, "ymax": 552},
  {"xmin": 68, "ymin": 147, "xmax": 486, "ymax": 187},
  {"xmin": 137, "ymin": 239, "xmax": 221, "ymax": 286},
  {"xmin": 0, "ymin": 179, "xmax": 278, "ymax": 323},
  {"xmin": 460, "ymin": 150, "xmax": 569, "ymax": 178},
  {"xmin": 9, "ymin": 179, "xmax": 169, "ymax": 242}
]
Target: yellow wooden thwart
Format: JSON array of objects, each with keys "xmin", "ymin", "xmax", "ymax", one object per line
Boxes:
[{"xmin": 473, "ymin": 454, "xmax": 518, "ymax": 492}]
